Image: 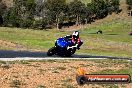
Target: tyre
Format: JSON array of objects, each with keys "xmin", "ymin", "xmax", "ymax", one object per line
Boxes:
[
  {"xmin": 76, "ymin": 76, "xmax": 86, "ymax": 85},
  {"xmin": 60, "ymin": 49, "xmax": 72, "ymax": 57},
  {"xmin": 64, "ymin": 51, "xmax": 72, "ymax": 57},
  {"xmin": 56, "ymin": 48, "xmax": 71, "ymax": 57},
  {"xmin": 65, "ymin": 48, "xmax": 76, "ymax": 57},
  {"xmin": 47, "ymin": 47, "xmax": 56, "ymax": 56}
]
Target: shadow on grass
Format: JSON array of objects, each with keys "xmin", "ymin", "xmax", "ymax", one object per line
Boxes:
[
  {"xmin": 88, "ymin": 33, "xmax": 97, "ymax": 34},
  {"xmin": 107, "ymin": 33, "xmax": 118, "ymax": 35},
  {"xmin": 0, "ymin": 50, "xmax": 131, "ymax": 60}
]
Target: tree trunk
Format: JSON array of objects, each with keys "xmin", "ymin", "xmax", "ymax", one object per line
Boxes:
[
  {"xmin": 76, "ymin": 14, "xmax": 79, "ymax": 26},
  {"xmin": 0, "ymin": 15, "xmax": 3, "ymax": 26},
  {"xmin": 78, "ymin": 16, "xmax": 81, "ymax": 25},
  {"xmin": 57, "ymin": 22, "xmax": 59, "ymax": 30},
  {"xmin": 85, "ymin": 18, "xmax": 88, "ymax": 24},
  {"xmin": 56, "ymin": 16, "xmax": 60, "ymax": 30}
]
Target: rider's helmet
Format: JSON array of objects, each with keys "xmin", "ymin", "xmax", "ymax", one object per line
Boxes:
[{"xmin": 72, "ymin": 31, "xmax": 79, "ymax": 41}]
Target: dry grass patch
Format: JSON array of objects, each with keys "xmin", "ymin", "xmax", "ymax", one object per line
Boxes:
[{"xmin": 0, "ymin": 59, "xmax": 131, "ymax": 88}]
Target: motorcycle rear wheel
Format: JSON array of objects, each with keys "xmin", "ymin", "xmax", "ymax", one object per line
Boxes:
[{"xmin": 47, "ymin": 47, "xmax": 56, "ymax": 56}]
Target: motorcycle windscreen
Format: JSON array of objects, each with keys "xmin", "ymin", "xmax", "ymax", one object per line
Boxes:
[{"xmin": 56, "ymin": 38, "xmax": 71, "ymax": 48}]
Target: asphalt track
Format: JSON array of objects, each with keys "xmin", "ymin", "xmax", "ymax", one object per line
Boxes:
[{"xmin": 0, "ymin": 50, "xmax": 131, "ymax": 61}]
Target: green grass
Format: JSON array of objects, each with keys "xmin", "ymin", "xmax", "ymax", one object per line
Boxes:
[
  {"xmin": 77, "ymin": 16, "xmax": 132, "ymax": 58},
  {"xmin": 0, "ymin": 22, "xmax": 132, "ymax": 58},
  {"xmin": 93, "ymin": 68, "xmax": 132, "ymax": 75},
  {"xmin": 0, "ymin": 28, "xmax": 70, "ymax": 50}
]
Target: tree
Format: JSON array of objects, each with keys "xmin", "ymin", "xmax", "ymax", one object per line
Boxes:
[
  {"xmin": 126, "ymin": 0, "xmax": 132, "ymax": 9},
  {"xmin": 0, "ymin": 0, "xmax": 7, "ymax": 26},
  {"xmin": 3, "ymin": 7, "xmax": 21, "ymax": 27},
  {"xmin": 0, "ymin": 0, "xmax": 7, "ymax": 15},
  {"xmin": 2, "ymin": 0, "xmax": 36, "ymax": 28},
  {"xmin": 13, "ymin": 0, "xmax": 36, "ymax": 18},
  {"xmin": 85, "ymin": 3, "xmax": 96, "ymax": 23},
  {"xmin": 12, "ymin": 0, "xmax": 36, "ymax": 27},
  {"xmin": 68, "ymin": 0, "xmax": 86, "ymax": 26},
  {"xmin": 91, "ymin": 0, "xmax": 108, "ymax": 19},
  {"xmin": 105, "ymin": 0, "xmax": 113, "ymax": 14},
  {"xmin": 111, "ymin": 0, "xmax": 120, "ymax": 13},
  {"xmin": 126, "ymin": 0, "xmax": 132, "ymax": 6},
  {"xmin": 0, "ymin": 15, "xmax": 3, "ymax": 26},
  {"xmin": 126, "ymin": 0, "xmax": 132, "ymax": 16},
  {"xmin": 45, "ymin": 0, "xmax": 66, "ymax": 29},
  {"xmin": 35, "ymin": 0, "xmax": 49, "ymax": 18}
]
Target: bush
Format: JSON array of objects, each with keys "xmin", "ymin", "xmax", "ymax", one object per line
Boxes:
[
  {"xmin": 0, "ymin": 1, "xmax": 7, "ymax": 15},
  {"xmin": 21, "ymin": 19, "xmax": 34, "ymax": 28},
  {"xmin": 33, "ymin": 19, "xmax": 43, "ymax": 29},
  {"xmin": 3, "ymin": 8, "xmax": 21, "ymax": 27},
  {"xmin": 33, "ymin": 18, "xmax": 49, "ymax": 29}
]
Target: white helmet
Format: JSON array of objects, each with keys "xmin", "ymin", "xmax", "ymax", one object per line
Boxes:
[{"xmin": 72, "ymin": 31, "xmax": 79, "ymax": 40}]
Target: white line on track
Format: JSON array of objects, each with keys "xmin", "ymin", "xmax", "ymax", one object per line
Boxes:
[{"xmin": 0, "ymin": 57, "xmax": 108, "ymax": 61}]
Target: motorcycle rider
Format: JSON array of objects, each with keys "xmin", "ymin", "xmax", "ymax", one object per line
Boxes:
[{"xmin": 64, "ymin": 31, "xmax": 83, "ymax": 50}]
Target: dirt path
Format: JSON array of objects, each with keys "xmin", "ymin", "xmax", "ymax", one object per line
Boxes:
[{"xmin": 0, "ymin": 39, "xmax": 27, "ymax": 50}]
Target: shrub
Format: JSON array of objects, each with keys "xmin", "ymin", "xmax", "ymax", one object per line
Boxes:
[{"xmin": 21, "ymin": 18, "xmax": 34, "ymax": 28}]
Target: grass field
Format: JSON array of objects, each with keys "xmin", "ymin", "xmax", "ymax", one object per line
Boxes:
[
  {"xmin": 0, "ymin": 17, "xmax": 132, "ymax": 58},
  {"xmin": 77, "ymin": 14, "xmax": 132, "ymax": 58}
]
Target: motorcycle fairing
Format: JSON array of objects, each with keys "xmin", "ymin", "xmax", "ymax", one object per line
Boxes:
[{"xmin": 56, "ymin": 38, "xmax": 72, "ymax": 48}]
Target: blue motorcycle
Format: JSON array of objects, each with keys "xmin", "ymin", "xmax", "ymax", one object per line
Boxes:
[{"xmin": 47, "ymin": 37, "xmax": 78, "ymax": 57}]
